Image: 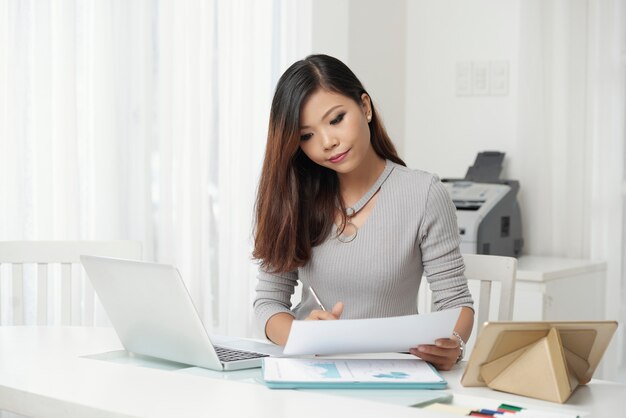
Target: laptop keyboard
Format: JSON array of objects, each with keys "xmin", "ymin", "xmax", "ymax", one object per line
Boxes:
[{"xmin": 214, "ymin": 346, "xmax": 269, "ymax": 363}]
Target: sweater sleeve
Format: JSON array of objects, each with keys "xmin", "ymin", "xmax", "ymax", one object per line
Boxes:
[
  {"xmin": 253, "ymin": 268, "xmax": 298, "ymax": 334},
  {"xmin": 419, "ymin": 176, "xmax": 474, "ymax": 311}
]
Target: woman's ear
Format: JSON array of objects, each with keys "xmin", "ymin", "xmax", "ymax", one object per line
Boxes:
[{"xmin": 360, "ymin": 93, "xmax": 372, "ymax": 122}]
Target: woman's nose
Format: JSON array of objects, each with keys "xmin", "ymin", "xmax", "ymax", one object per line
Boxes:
[{"xmin": 321, "ymin": 132, "xmax": 339, "ymax": 150}]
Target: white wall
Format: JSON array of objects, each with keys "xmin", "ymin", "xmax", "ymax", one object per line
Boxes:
[
  {"xmin": 405, "ymin": 0, "xmax": 519, "ymax": 180},
  {"xmin": 311, "ymin": 0, "xmax": 350, "ymax": 62},
  {"xmin": 349, "ymin": 0, "xmax": 406, "ymax": 151},
  {"xmin": 312, "ymin": 0, "xmax": 406, "ymax": 152}
]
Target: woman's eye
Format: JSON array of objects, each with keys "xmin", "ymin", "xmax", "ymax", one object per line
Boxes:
[
  {"xmin": 300, "ymin": 133, "xmax": 313, "ymax": 141},
  {"xmin": 330, "ymin": 113, "xmax": 345, "ymax": 125}
]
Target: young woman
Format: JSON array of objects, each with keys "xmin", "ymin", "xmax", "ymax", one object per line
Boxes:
[{"xmin": 252, "ymin": 54, "xmax": 474, "ymax": 371}]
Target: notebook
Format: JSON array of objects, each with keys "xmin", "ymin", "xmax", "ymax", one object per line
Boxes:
[
  {"xmin": 261, "ymin": 357, "xmax": 447, "ymax": 389},
  {"xmin": 81, "ymin": 255, "xmax": 283, "ymax": 371}
]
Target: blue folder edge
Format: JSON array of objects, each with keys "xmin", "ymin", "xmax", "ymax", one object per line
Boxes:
[{"xmin": 261, "ymin": 358, "xmax": 448, "ymax": 390}]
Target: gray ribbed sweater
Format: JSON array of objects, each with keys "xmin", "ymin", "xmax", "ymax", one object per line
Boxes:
[{"xmin": 253, "ymin": 161, "xmax": 474, "ymax": 332}]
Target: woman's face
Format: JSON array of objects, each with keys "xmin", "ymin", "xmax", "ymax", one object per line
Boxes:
[{"xmin": 298, "ymin": 89, "xmax": 373, "ymax": 175}]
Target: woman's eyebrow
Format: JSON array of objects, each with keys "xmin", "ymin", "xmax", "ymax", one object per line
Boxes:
[{"xmin": 300, "ymin": 105, "xmax": 343, "ymax": 129}]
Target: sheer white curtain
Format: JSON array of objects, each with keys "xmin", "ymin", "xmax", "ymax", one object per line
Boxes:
[
  {"xmin": 587, "ymin": 0, "xmax": 626, "ymax": 378},
  {"xmin": 515, "ymin": 0, "xmax": 624, "ymax": 377},
  {"xmin": 0, "ymin": 0, "xmax": 311, "ymax": 337}
]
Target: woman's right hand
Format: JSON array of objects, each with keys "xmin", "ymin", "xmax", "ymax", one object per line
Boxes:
[{"xmin": 306, "ymin": 301, "xmax": 344, "ymax": 320}]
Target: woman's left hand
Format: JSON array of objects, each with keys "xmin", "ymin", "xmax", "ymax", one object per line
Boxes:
[{"xmin": 409, "ymin": 338, "xmax": 460, "ymax": 371}]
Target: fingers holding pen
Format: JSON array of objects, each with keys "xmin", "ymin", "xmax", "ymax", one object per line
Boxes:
[
  {"xmin": 330, "ymin": 301, "xmax": 343, "ymax": 318},
  {"xmin": 307, "ymin": 301, "xmax": 343, "ymax": 320},
  {"xmin": 306, "ymin": 310, "xmax": 336, "ymax": 320}
]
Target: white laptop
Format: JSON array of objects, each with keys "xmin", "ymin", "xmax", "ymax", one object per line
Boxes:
[{"xmin": 80, "ymin": 255, "xmax": 283, "ymax": 371}]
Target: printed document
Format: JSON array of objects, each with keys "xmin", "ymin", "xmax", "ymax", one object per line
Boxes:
[
  {"xmin": 283, "ymin": 308, "xmax": 461, "ymax": 355},
  {"xmin": 263, "ymin": 358, "xmax": 443, "ymax": 383},
  {"xmin": 262, "ymin": 357, "xmax": 447, "ymax": 389}
]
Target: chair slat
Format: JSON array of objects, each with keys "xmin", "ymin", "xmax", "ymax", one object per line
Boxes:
[
  {"xmin": 37, "ymin": 264, "xmax": 48, "ymax": 325},
  {"xmin": 0, "ymin": 241, "xmax": 142, "ymax": 263},
  {"xmin": 71, "ymin": 266, "xmax": 82, "ymax": 326},
  {"xmin": 477, "ymin": 280, "xmax": 492, "ymax": 327},
  {"xmin": 12, "ymin": 264, "xmax": 24, "ymax": 325},
  {"xmin": 61, "ymin": 263, "xmax": 72, "ymax": 325},
  {"xmin": 497, "ymin": 261, "xmax": 516, "ymax": 321},
  {"xmin": 83, "ymin": 274, "xmax": 95, "ymax": 326},
  {"xmin": 0, "ymin": 263, "xmax": 3, "ymax": 325}
]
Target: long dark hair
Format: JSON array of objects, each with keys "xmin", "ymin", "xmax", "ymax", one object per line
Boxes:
[{"xmin": 253, "ymin": 54, "xmax": 405, "ymax": 273}]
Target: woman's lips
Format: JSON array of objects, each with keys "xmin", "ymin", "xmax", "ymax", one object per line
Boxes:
[{"xmin": 329, "ymin": 150, "xmax": 349, "ymax": 163}]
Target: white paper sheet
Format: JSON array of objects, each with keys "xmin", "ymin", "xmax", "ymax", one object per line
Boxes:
[{"xmin": 283, "ymin": 308, "xmax": 461, "ymax": 355}]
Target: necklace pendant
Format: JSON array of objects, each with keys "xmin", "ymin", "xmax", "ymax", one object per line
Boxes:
[
  {"xmin": 335, "ymin": 161, "xmax": 394, "ymax": 245},
  {"xmin": 337, "ymin": 219, "xmax": 358, "ymax": 243}
]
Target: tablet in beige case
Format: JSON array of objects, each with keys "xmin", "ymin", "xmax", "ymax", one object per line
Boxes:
[{"xmin": 461, "ymin": 321, "xmax": 617, "ymax": 403}]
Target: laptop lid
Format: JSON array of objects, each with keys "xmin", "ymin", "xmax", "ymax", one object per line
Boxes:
[{"xmin": 81, "ymin": 255, "xmax": 260, "ymax": 371}]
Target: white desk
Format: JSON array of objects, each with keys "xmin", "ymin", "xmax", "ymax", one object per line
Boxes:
[{"xmin": 1, "ymin": 327, "xmax": 624, "ymax": 418}]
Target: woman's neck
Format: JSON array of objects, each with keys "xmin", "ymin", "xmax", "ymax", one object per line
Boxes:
[{"xmin": 338, "ymin": 150, "xmax": 386, "ymax": 207}]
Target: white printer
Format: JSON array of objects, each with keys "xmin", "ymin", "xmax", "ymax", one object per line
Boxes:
[{"xmin": 442, "ymin": 152, "xmax": 523, "ymax": 257}]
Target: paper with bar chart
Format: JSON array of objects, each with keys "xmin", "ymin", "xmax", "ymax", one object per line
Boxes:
[{"xmin": 262, "ymin": 357, "xmax": 447, "ymax": 389}]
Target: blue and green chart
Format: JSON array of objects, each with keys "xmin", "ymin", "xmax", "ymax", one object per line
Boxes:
[{"xmin": 262, "ymin": 358, "xmax": 447, "ymax": 389}]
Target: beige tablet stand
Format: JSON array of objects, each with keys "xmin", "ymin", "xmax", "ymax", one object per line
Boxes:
[{"xmin": 461, "ymin": 321, "xmax": 617, "ymax": 404}]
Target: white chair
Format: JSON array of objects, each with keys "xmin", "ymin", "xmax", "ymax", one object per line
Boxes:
[
  {"xmin": 0, "ymin": 241, "xmax": 142, "ymax": 326},
  {"xmin": 418, "ymin": 253, "xmax": 517, "ymax": 355},
  {"xmin": 463, "ymin": 253, "xmax": 517, "ymax": 326}
]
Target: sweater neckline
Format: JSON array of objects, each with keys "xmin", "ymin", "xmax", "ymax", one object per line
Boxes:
[{"xmin": 345, "ymin": 159, "xmax": 394, "ymax": 217}]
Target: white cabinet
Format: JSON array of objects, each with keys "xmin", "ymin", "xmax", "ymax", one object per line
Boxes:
[{"xmin": 513, "ymin": 256, "xmax": 606, "ymax": 321}]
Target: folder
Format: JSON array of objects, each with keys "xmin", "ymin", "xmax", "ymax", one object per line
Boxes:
[
  {"xmin": 262, "ymin": 357, "xmax": 447, "ymax": 389},
  {"xmin": 461, "ymin": 321, "xmax": 617, "ymax": 403}
]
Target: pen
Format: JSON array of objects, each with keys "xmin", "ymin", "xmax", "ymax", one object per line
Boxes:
[{"xmin": 308, "ymin": 286, "xmax": 326, "ymax": 311}]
